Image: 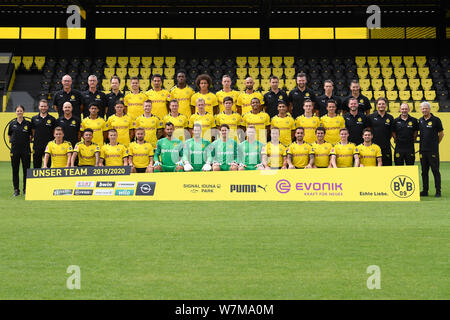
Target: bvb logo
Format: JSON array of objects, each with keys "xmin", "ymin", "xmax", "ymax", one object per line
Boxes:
[{"xmin": 390, "ymin": 175, "xmax": 415, "ymax": 198}]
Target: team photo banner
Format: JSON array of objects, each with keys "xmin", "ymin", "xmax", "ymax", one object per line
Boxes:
[{"xmin": 26, "ymin": 166, "xmax": 420, "ymax": 201}]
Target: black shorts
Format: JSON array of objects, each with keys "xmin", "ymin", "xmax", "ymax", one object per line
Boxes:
[{"xmin": 135, "ymin": 167, "xmax": 147, "ymax": 173}]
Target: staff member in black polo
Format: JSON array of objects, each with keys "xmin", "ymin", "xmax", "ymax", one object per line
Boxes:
[
  {"xmin": 82, "ymin": 75, "xmax": 107, "ymax": 118},
  {"xmin": 342, "ymin": 80, "xmax": 372, "ymax": 115},
  {"xmin": 8, "ymin": 105, "xmax": 32, "ymax": 196},
  {"xmin": 105, "ymin": 75, "xmax": 124, "ymax": 119},
  {"xmin": 316, "ymin": 80, "xmax": 342, "ymax": 116},
  {"xmin": 52, "ymin": 74, "xmax": 84, "ymax": 119},
  {"xmin": 343, "ymin": 97, "xmax": 368, "ymax": 146},
  {"xmin": 392, "ymin": 103, "xmax": 419, "ymax": 165},
  {"xmin": 263, "ymin": 75, "xmax": 288, "ymax": 118},
  {"xmin": 56, "ymin": 101, "xmax": 81, "ymax": 147},
  {"xmin": 31, "ymin": 99, "xmax": 56, "ymax": 168},
  {"xmin": 418, "ymin": 101, "xmax": 444, "ymax": 197},
  {"xmin": 367, "ymin": 97, "xmax": 394, "ymax": 166},
  {"xmin": 288, "ymin": 72, "xmax": 317, "ymax": 119}
]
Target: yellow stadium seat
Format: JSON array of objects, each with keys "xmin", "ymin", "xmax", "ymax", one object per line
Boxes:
[
  {"xmin": 22, "ymin": 56, "xmax": 33, "ymax": 70},
  {"xmin": 357, "ymin": 67, "xmax": 368, "ymax": 79},
  {"xmin": 370, "ymin": 101, "xmax": 376, "ymax": 111},
  {"xmin": 403, "ymin": 56, "xmax": 415, "ymax": 68},
  {"xmin": 116, "ymin": 68, "xmax": 127, "ymax": 80},
  {"xmin": 163, "ymin": 79, "xmax": 174, "ymax": 90},
  {"xmin": 373, "ymin": 90, "xmax": 385, "ymax": 100},
  {"xmin": 253, "ymin": 79, "xmax": 260, "ymax": 90},
  {"xmin": 129, "ymin": 57, "xmax": 141, "ymax": 68},
  {"xmin": 421, "ymin": 78, "xmax": 433, "ymax": 91},
  {"xmin": 248, "ymin": 57, "xmax": 259, "ymax": 68},
  {"xmin": 117, "ymin": 57, "xmax": 129, "ymax": 68},
  {"xmin": 272, "ymin": 56, "xmax": 283, "ymax": 68},
  {"xmin": 261, "ymin": 79, "xmax": 271, "ymax": 91},
  {"xmin": 379, "ymin": 56, "xmax": 390, "ymax": 68},
  {"xmin": 399, "ymin": 91, "xmax": 411, "ymax": 101},
  {"xmin": 34, "ymin": 56, "xmax": 45, "ymax": 70},
  {"xmin": 285, "ymin": 79, "xmax": 296, "ymax": 91},
  {"xmin": 430, "ymin": 102, "xmax": 439, "ymax": 112},
  {"xmin": 278, "ymin": 79, "xmax": 284, "ymax": 89},
  {"xmin": 390, "ymin": 102, "xmax": 400, "ymax": 113},
  {"xmin": 126, "ymin": 79, "xmax": 132, "ymax": 91},
  {"xmin": 152, "ymin": 67, "xmax": 163, "ymax": 75},
  {"xmin": 153, "ymin": 57, "xmax": 164, "ymax": 67},
  {"xmin": 359, "ymin": 79, "xmax": 371, "ymax": 91},
  {"xmin": 119, "ymin": 80, "xmax": 126, "ymax": 91},
  {"xmin": 102, "ymin": 79, "xmax": 111, "ymax": 91},
  {"xmin": 371, "ymin": 79, "xmax": 383, "ymax": 91},
  {"xmin": 140, "ymin": 67, "xmax": 151, "ymax": 79},
  {"xmin": 141, "ymin": 57, "xmax": 152, "ymax": 68},
  {"xmin": 128, "ymin": 67, "xmax": 139, "ymax": 78},
  {"xmin": 236, "ymin": 57, "xmax": 247, "ymax": 68},
  {"xmin": 260, "ymin": 67, "xmax": 271, "ymax": 79},
  {"xmin": 409, "ymin": 79, "xmax": 420, "ymax": 91},
  {"xmin": 415, "ymin": 56, "xmax": 427, "ymax": 68},
  {"xmin": 248, "ymin": 68, "xmax": 259, "ymax": 79},
  {"xmin": 355, "ymin": 56, "xmax": 366, "ymax": 67},
  {"xmin": 272, "ymin": 68, "xmax": 283, "ymax": 78},
  {"xmin": 391, "ymin": 56, "xmax": 403, "ymax": 68},
  {"xmin": 369, "ymin": 68, "xmax": 380, "ymax": 78},
  {"xmin": 284, "ymin": 67, "xmax": 295, "ymax": 79},
  {"xmin": 418, "ymin": 67, "xmax": 429, "ymax": 79},
  {"xmin": 406, "ymin": 67, "xmax": 417, "ymax": 79},
  {"xmin": 259, "ymin": 57, "xmax": 270, "ymax": 68},
  {"xmin": 394, "ymin": 67, "xmax": 405, "ymax": 79},
  {"xmin": 236, "ymin": 68, "xmax": 247, "ymax": 79},
  {"xmin": 236, "ymin": 81, "xmax": 246, "ymax": 91},
  {"xmin": 413, "ymin": 101, "xmax": 422, "ymax": 112},
  {"xmin": 12, "ymin": 56, "xmax": 21, "ymax": 70},
  {"xmin": 386, "ymin": 90, "xmax": 398, "ymax": 102},
  {"xmin": 104, "ymin": 67, "xmax": 115, "ymax": 79},
  {"xmin": 367, "ymin": 56, "xmax": 378, "ymax": 67},
  {"xmin": 396, "ymin": 79, "xmax": 408, "ymax": 91},
  {"xmin": 381, "ymin": 67, "xmax": 393, "ymax": 78},
  {"xmin": 283, "ymin": 56, "xmax": 295, "ymax": 68},
  {"xmin": 384, "ymin": 79, "xmax": 396, "ymax": 91},
  {"xmin": 164, "ymin": 67, "xmax": 175, "ymax": 79},
  {"xmin": 362, "ymin": 90, "xmax": 373, "ymax": 100},
  {"xmin": 424, "ymin": 90, "xmax": 436, "ymax": 101},
  {"xmin": 165, "ymin": 57, "xmax": 176, "ymax": 67},
  {"xmin": 106, "ymin": 56, "xmax": 117, "ymax": 68},
  {"xmin": 140, "ymin": 79, "xmax": 150, "ymax": 91}
]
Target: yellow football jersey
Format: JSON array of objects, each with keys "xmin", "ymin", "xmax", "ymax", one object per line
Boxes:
[
  {"xmin": 163, "ymin": 113, "xmax": 189, "ymax": 141},
  {"xmin": 295, "ymin": 115, "xmax": 321, "ymax": 144},
  {"xmin": 271, "ymin": 115, "xmax": 295, "ymax": 146},
  {"xmin": 287, "ymin": 142, "xmax": 314, "ymax": 168},
  {"xmin": 168, "ymin": 86, "xmax": 195, "ymax": 118},
  {"xmin": 45, "ymin": 140, "xmax": 73, "ymax": 168},
  {"xmin": 242, "ymin": 112, "xmax": 270, "ymax": 143},
  {"xmin": 216, "ymin": 90, "xmax": 240, "ymax": 112},
  {"xmin": 74, "ymin": 142, "xmax": 100, "ymax": 166},
  {"xmin": 263, "ymin": 142, "xmax": 287, "ymax": 168},
  {"xmin": 128, "ymin": 141, "xmax": 154, "ymax": 168},
  {"xmin": 215, "ymin": 112, "xmax": 242, "ymax": 141},
  {"xmin": 191, "ymin": 92, "xmax": 218, "ymax": 114},
  {"xmin": 124, "ymin": 92, "xmax": 147, "ymax": 120},
  {"xmin": 357, "ymin": 143, "xmax": 382, "ymax": 167},
  {"xmin": 311, "ymin": 142, "xmax": 333, "ymax": 168},
  {"xmin": 106, "ymin": 114, "xmax": 134, "ymax": 146},
  {"xmin": 320, "ymin": 115, "xmax": 345, "ymax": 145},
  {"xmin": 146, "ymin": 89, "xmax": 170, "ymax": 120},
  {"xmin": 80, "ymin": 117, "xmax": 106, "ymax": 146},
  {"xmin": 330, "ymin": 142, "xmax": 359, "ymax": 168},
  {"xmin": 188, "ymin": 113, "xmax": 216, "ymax": 141},
  {"xmin": 100, "ymin": 143, "xmax": 128, "ymax": 166},
  {"xmin": 236, "ymin": 91, "xmax": 264, "ymax": 114},
  {"xmin": 134, "ymin": 114, "xmax": 163, "ymax": 148}
]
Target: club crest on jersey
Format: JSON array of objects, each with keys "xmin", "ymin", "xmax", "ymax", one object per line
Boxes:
[
  {"xmin": 428, "ymin": 121, "xmax": 432, "ymax": 126},
  {"xmin": 96, "ymin": 95, "xmax": 100, "ymax": 99},
  {"xmin": 305, "ymin": 93, "xmax": 310, "ymax": 97},
  {"xmin": 72, "ymin": 120, "xmax": 76, "ymax": 125},
  {"xmin": 24, "ymin": 126, "xmax": 28, "ymax": 130},
  {"xmin": 71, "ymin": 95, "xmax": 75, "ymax": 100},
  {"xmin": 360, "ymin": 99, "xmax": 363, "ymax": 103},
  {"xmin": 358, "ymin": 117, "xmax": 362, "ymax": 122},
  {"xmin": 47, "ymin": 120, "xmax": 51, "ymax": 124},
  {"xmin": 408, "ymin": 121, "xmax": 412, "ymax": 125},
  {"xmin": 386, "ymin": 119, "xmax": 390, "ymax": 123}
]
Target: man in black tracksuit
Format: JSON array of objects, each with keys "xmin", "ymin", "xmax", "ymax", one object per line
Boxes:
[
  {"xmin": 392, "ymin": 103, "xmax": 419, "ymax": 165},
  {"xmin": 31, "ymin": 99, "xmax": 56, "ymax": 168},
  {"xmin": 367, "ymin": 97, "xmax": 394, "ymax": 166}
]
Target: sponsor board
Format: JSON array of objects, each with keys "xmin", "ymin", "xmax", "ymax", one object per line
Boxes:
[
  {"xmin": 74, "ymin": 189, "xmax": 94, "ymax": 196},
  {"xmin": 94, "ymin": 189, "xmax": 114, "ymax": 196},
  {"xmin": 115, "ymin": 189, "xmax": 134, "ymax": 196},
  {"xmin": 76, "ymin": 181, "xmax": 95, "ymax": 188},
  {"xmin": 136, "ymin": 182, "xmax": 156, "ymax": 196},
  {"xmin": 116, "ymin": 181, "xmax": 136, "ymax": 188},
  {"xmin": 53, "ymin": 189, "xmax": 73, "ymax": 196},
  {"xmin": 96, "ymin": 181, "xmax": 115, "ymax": 188}
]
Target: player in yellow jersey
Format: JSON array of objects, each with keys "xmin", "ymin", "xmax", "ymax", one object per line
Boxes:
[
  {"xmin": 262, "ymin": 127, "xmax": 287, "ymax": 169},
  {"xmin": 80, "ymin": 103, "xmax": 106, "ymax": 146},
  {"xmin": 236, "ymin": 77, "xmax": 264, "ymax": 115},
  {"xmin": 216, "ymin": 75, "xmax": 240, "ymax": 112},
  {"xmin": 124, "ymin": 77, "xmax": 147, "ymax": 120},
  {"xmin": 242, "ymin": 98, "xmax": 270, "ymax": 143},
  {"xmin": 295, "ymin": 99, "xmax": 321, "ymax": 144},
  {"xmin": 320, "ymin": 100, "xmax": 345, "ymax": 145},
  {"xmin": 168, "ymin": 72, "xmax": 195, "ymax": 118},
  {"xmin": 134, "ymin": 100, "xmax": 163, "ymax": 148},
  {"xmin": 358, "ymin": 128, "xmax": 382, "ymax": 167},
  {"xmin": 128, "ymin": 127, "xmax": 154, "ymax": 173},
  {"xmin": 146, "ymin": 74, "xmax": 170, "ymax": 120},
  {"xmin": 330, "ymin": 128, "xmax": 360, "ymax": 168},
  {"xmin": 311, "ymin": 127, "xmax": 333, "ymax": 168},
  {"xmin": 71, "ymin": 128, "xmax": 100, "ymax": 166},
  {"xmin": 43, "ymin": 127, "xmax": 73, "ymax": 168},
  {"xmin": 270, "ymin": 101, "xmax": 295, "ymax": 146},
  {"xmin": 191, "ymin": 74, "xmax": 219, "ymax": 115},
  {"xmin": 188, "ymin": 98, "xmax": 216, "ymax": 141},
  {"xmin": 105, "ymin": 101, "xmax": 134, "ymax": 147},
  {"xmin": 99, "ymin": 129, "xmax": 128, "ymax": 166},
  {"xmin": 215, "ymin": 96, "xmax": 243, "ymax": 141},
  {"xmin": 163, "ymin": 99, "xmax": 189, "ymax": 141},
  {"xmin": 287, "ymin": 127, "xmax": 314, "ymax": 169}
]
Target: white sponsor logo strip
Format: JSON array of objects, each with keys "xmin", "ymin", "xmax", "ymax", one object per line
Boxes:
[
  {"xmin": 94, "ymin": 189, "xmax": 114, "ymax": 196},
  {"xmin": 75, "ymin": 181, "xmax": 95, "ymax": 188},
  {"xmin": 117, "ymin": 182, "xmax": 136, "ymax": 188}
]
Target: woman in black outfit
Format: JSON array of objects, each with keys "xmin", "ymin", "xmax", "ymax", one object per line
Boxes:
[{"xmin": 8, "ymin": 105, "xmax": 32, "ymax": 196}]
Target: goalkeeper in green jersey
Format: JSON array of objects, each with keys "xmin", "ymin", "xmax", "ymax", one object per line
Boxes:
[
  {"xmin": 210, "ymin": 124, "xmax": 239, "ymax": 171},
  {"xmin": 237, "ymin": 125, "xmax": 265, "ymax": 170},
  {"xmin": 182, "ymin": 123, "xmax": 213, "ymax": 172},
  {"xmin": 153, "ymin": 122, "xmax": 184, "ymax": 172}
]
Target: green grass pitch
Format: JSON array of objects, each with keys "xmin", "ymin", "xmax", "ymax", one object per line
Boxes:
[{"xmin": 0, "ymin": 161, "xmax": 448, "ymax": 300}]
